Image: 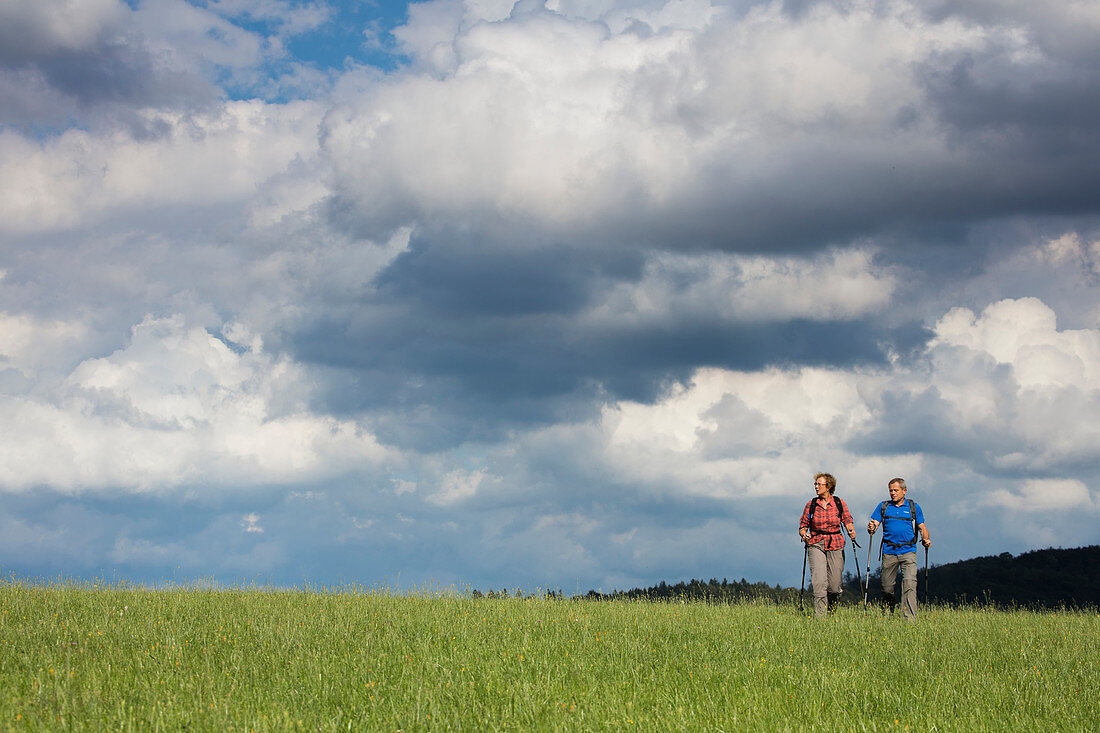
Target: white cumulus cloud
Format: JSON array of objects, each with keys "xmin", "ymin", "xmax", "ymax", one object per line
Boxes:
[
  {"xmin": 323, "ymin": 0, "xmax": 1033, "ymax": 241},
  {"xmin": 933, "ymin": 297, "xmax": 1100, "ymax": 390},
  {"xmin": 0, "ymin": 100, "xmax": 322, "ymax": 234},
  {"xmin": 0, "ymin": 315, "xmax": 393, "ymax": 492}
]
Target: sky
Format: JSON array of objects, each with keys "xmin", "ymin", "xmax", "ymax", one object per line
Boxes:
[{"xmin": 0, "ymin": 0, "xmax": 1098, "ymax": 593}]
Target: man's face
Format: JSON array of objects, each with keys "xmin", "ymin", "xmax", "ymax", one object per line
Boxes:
[{"xmin": 888, "ymin": 482, "xmax": 907, "ymax": 503}]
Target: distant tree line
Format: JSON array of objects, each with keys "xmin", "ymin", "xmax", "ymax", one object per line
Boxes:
[
  {"xmin": 469, "ymin": 578, "xmax": 803, "ymax": 604},
  {"xmin": 580, "ymin": 577, "xmax": 801, "ymax": 604}
]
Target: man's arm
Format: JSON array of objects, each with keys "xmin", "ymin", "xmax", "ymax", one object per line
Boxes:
[{"xmin": 917, "ymin": 521, "xmax": 930, "ymax": 547}]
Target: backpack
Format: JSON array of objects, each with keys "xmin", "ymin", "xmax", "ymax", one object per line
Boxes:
[
  {"xmin": 879, "ymin": 499, "xmax": 919, "ymax": 549},
  {"xmin": 807, "ymin": 495, "xmax": 847, "ymax": 535}
]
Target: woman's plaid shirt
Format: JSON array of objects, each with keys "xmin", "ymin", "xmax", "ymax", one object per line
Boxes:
[{"xmin": 799, "ymin": 496, "xmax": 854, "ymax": 551}]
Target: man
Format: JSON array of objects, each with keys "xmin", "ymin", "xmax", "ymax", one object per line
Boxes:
[
  {"xmin": 867, "ymin": 478, "xmax": 931, "ymax": 619},
  {"xmin": 799, "ymin": 472, "xmax": 857, "ymax": 618}
]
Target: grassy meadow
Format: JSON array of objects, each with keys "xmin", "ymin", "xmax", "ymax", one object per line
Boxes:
[{"xmin": 0, "ymin": 582, "xmax": 1096, "ymax": 731}]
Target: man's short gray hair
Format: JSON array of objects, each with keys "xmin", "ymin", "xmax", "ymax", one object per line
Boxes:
[{"xmin": 888, "ymin": 477, "xmax": 907, "ymax": 490}]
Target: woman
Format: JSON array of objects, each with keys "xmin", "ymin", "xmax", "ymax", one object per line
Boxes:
[{"xmin": 799, "ymin": 472, "xmax": 857, "ymax": 618}]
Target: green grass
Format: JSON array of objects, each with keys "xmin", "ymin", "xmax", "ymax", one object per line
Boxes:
[{"xmin": 0, "ymin": 582, "xmax": 1096, "ymax": 731}]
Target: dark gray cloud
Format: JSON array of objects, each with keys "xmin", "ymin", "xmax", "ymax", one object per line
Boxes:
[
  {"xmin": 374, "ymin": 233, "xmax": 615, "ymax": 317},
  {"xmin": 0, "ymin": 2, "xmax": 219, "ymax": 129},
  {"xmin": 0, "ymin": 42, "xmax": 213, "ymax": 109},
  {"xmin": 293, "ymin": 260, "xmax": 912, "ymax": 452}
]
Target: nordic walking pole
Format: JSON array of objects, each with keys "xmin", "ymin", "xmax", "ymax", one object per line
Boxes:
[
  {"xmin": 863, "ymin": 529, "xmax": 874, "ymax": 605},
  {"xmin": 799, "ymin": 544, "xmax": 808, "ymax": 612},
  {"xmin": 849, "ymin": 535, "xmax": 864, "ymax": 600},
  {"xmin": 924, "ymin": 544, "xmax": 929, "ymax": 605}
]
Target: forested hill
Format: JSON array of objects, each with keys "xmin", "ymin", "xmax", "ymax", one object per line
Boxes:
[
  {"xmin": 579, "ymin": 546, "xmax": 1099, "ymax": 609},
  {"xmin": 858, "ymin": 545, "xmax": 1100, "ymax": 609},
  {"xmin": 583, "ymin": 577, "xmax": 799, "ymax": 605}
]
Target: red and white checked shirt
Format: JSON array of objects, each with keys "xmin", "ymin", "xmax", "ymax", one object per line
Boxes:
[{"xmin": 799, "ymin": 496, "xmax": 854, "ymax": 551}]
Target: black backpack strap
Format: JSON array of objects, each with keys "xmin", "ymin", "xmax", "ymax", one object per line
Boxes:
[
  {"xmin": 878, "ymin": 501, "xmax": 890, "ymax": 558},
  {"xmin": 881, "ymin": 499, "xmax": 920, "ymax": 548},
  {"xmin": 808, "ymin": 495, "xmax": 845, "ymax": 535}
]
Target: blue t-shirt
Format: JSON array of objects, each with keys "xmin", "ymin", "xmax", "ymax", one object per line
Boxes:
[{"xmin": 870, "ymin": 499, "xmax": 925, "ymax": 555}]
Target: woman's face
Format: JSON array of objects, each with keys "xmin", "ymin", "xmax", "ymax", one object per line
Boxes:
[{"xmin": 814, "ymin": 477, "xmax": 830, "ymax": 499}]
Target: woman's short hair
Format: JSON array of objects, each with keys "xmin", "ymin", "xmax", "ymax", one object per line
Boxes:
[{"xmin": 814, "ymin": 472, "xmax": 837, "ymax": 494}]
